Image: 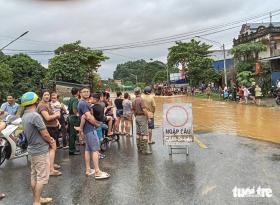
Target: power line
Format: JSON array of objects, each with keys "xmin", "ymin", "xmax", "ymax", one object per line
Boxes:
[
  {"xmin": 93, "ymin": 9, "xmax": 280, "ymax": 50},
  {"xmin": 2, "ymin": 9, "xmax": 280, "ymax": 53}
]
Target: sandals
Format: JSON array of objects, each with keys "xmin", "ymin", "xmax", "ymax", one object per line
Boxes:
[
  {"xmin": 40, "ymin": 197, "xmax": 53, "ymax": 204},
  {"xmin": 50, "ymin": 170, "xmax": 62, "ymax": 176},
  {"xmin": 0, "ymin": 193, "xmax": 5, "ymax": 200},
  {"xmin": 95, "ymin": 171, "xmax": 110, "ymax": 180},
  {"xmin": 63, "ymin": 146, "xmax": 69, "ymax": 150},
  {"xmin": 107, "ymin": 132, "xmax": 114, "ymax": 137},
  {"xmin": 85, "ymin": 169, "xmax": 95, "ymax": 176},
  {"xmin": 99, "ymin": 154, "xmax": 106, "ymax": 159},
  {"xmin": 54, "ymin": 164, "xmax": 61, "ymax": 169}
]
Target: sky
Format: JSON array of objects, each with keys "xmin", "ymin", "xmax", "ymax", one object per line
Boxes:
[{"xmin": 0, "ymin": 0, "xmax": 280, "ymax": 79}]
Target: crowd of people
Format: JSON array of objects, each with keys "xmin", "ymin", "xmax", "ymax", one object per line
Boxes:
[
  {"xmin": 222, "ymin": 82, "xmax": 263, "ymax": 105},
  {"xmin": 0, "ymin": 85, "xmax": 156, "ymax": 205}
]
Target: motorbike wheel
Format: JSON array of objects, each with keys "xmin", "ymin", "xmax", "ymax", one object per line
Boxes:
[
  {"xmin": 114, "ymin": 134, "xmax": 120, "ymax": 142},
  {"xmin": 0, "ymin": 138, "xmax": 8, "ymax": 166},
  {"xmin": 100, "ymin": 138, "xmax": 109, "ymax": 152},
  {"xmin": 276, "ymin": 97, "xmax": 280, "ymax": 105}
]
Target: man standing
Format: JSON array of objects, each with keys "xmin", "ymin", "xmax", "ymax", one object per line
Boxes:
[
  {"xmin": 77, "ymin": 87, "xmax": 110, "ymax": 179},
  {"xmin": 1, "ymin": 95, "xmax": 19, "ymax": 116},
  {"xmin": 68, "ymin": 87, "xmax": 80, "ymax": 155},
  {"xmin": 21, "ymin": 92, "xmax": 55, "ymax": 205},
  {"xmin": 142, "ymin": 86, "xmax": 156, "ymax": 145},
  {"xmin": 132, "ymin": 87, "xmax": 151, "ymax": 154}
]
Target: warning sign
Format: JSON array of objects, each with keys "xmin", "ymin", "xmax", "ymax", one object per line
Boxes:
[{"xmin": 163, "ymin": 103, "xmax": 193, "ymax": 145}]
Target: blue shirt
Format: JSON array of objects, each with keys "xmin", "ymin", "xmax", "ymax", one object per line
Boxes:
[
  {"xmin": 1, "ymin": 102, "xmax": 19, "ymax": 116},
  {"xmin": 77, "ymin": 100, "xmax": 94, "ymax": 134}
]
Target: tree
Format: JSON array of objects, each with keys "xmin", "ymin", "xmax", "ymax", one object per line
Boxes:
[
  {"xmin": 231, "ymin": 42, "xmax": 267, "ymax": 61},
  {"xmin": 4, "ymin": 54, "xmax": 46, "ymax": 98},
  {"xmin": 113, "ymin": 59, "xmax": 170, "ymax": 85},
  {"xmin": 0, "ymin": 63, "xmax": 13, "ymax": 103},
  {"xmin": 236, "ymin": 71, "xmax": 255, "ymax": 87},
  {"xmin": 168, "ymin": 39, "xmax": 212, "ymax": 72},
  {"xmin": 168, "ymin": 39, "xmax": 221, "ymax": 86},
  {"xmin": 152, "ymin": 70, "xmax": 167, "ymax": 84},
  {"xmin": 47, "ymin": 41, "xmax": 108, "ymax": 91},
  {"xmin": 231, "ymin": 41, "xmax": 269, "ymax": 94}
]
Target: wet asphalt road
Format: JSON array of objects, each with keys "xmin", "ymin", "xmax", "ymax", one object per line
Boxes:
[{"xmin": 1, "ymin": 129, "xmax": 280, "ymax": 205}]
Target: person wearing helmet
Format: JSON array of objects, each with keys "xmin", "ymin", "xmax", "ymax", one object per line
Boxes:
[
  {"xmin": 142, "ymin": 86, "xmax": 156, "ymax": 145},
  {"xmin": 132, "ymin": 87, "xmax": 152, "ymax": 154},
  {"xmin": 21, "ymin": 92, "xmax": 55, "ymax": 205}
]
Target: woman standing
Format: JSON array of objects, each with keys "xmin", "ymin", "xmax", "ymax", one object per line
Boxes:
[
  {"xmin": 122, "ymin": 93, "xmax": 132, "ymax": 137},
  {"xmin": 37, "ymin": 90, "xmax": 62, "ymax": 176},
  {"xmin": 114, "ymin": 91, "xmax": 124, "ymax": 134}
]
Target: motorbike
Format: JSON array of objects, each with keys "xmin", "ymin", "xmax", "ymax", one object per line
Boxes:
[
  {"xmin": 276, "ymin": 92, "xmax": 280, "ymax": 105},
  {"xmin": 271, "ymin": 86, "xmax": 280, "ymax": 105},
  {"xmin": 0, "ymin": 116, "xmax": 28, "ymax": 166}
]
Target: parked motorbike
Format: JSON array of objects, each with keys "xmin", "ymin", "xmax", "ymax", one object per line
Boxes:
[
  {"xmin": 271, "ymin": 86, "xmax": 280, "ymax": 105},
  {"xmin": 276, "ymin": 92, "xmax": 280, "ymax": 105},
  {"xmin": 0, "ymin": 116, "xmax": 28, "ymax": 166}
]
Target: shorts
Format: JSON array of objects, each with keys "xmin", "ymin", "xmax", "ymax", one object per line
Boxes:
[
  {"xmin": 148, "ymin": 118, "xmax": 155, "ymax": 129},
  {"xmin": 255, "ymin": 96, "xmax": 262, "ymax": 99},
  {"xmin": 116, "ymin": 109, "xmax": 123, "ymax": 117},
  {"xmin": 135, "ymin": 115, "xmax": 148, "ymax": 136},
  {"xmin": 123, "ymin": 113, "xmax": 132, "ymax": 120},
  {"xmin": 85, "ymin": 130, "xmax": 100, "ymax": 152},
  {"xmin": 47, "ymin": 127, "xmax": 59, "ymax": 140},
  {"xmin": 31, "ymin": 153, "xmax": 50, "ymax": 184}
]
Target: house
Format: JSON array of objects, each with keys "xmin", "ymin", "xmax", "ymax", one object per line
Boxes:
[
  {"xmin": 233, "ymin": 22, "xmax": 280, "ymax": 85},
  {"xmin": 49, "ymin": 80, "xmax": 90, "ymax": 97},
  {"xmin": 210, "ymin": 49, "xmax": 234, "ymax": 71}
]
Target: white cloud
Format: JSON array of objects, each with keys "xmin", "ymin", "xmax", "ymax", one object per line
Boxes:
[{"xmin": 0, "ymin": 0, "xmax": 280, "ymax": 79}]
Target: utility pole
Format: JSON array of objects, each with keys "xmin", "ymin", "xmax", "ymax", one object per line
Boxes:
[
  {"xmin": 223, "ymin": 44, "xmax": 227, "ymax": 87},
  {"xmin": 195, "ymin": 35, "xmax": 227, "ymax": 87},
  {"xmin": 0, "ymin": 31, "xmax": 29, "ymax": 51},
  {"xmin": 166, "ymin": 65, "xmax": 169, "ymax": 84}
]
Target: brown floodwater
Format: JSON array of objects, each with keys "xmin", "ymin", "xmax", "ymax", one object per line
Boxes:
[{"xmin": 153, "ymin": 95, "xmax": 280, "ymax": 144}]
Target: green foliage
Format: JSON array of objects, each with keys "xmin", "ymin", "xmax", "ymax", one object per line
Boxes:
[
  {"xmin": 168, "ymin": 39, "xmax": 212, "ymax": 70},
  {"xmin": 0, "ymin": 63, "xmax": 13, "ymax": 102},
  {"xmin": 152, "ymin": 70, "xmax": 167, "ymax": 84},
  {"xmin": 113, "ymin": 59, "xmax": 172, "ymax": 85},
  {"xmin": 4, "ymin": 54, "xmax": 46, "ymax": 98},
  {"xmin": 231, "ymin": 42, "xmax": 267, "ymax": 60},
  {"xmin": 168, "ymin": 39, "xmax": 220, "ymax": 86},
  {"xmin": 232, "ymin": 41, "xmax": 270, "ymax": 95},
  {"xmin": 235, "ymin": 60, "xmax": 255, "ymax": 73},
  {"xmin": 257, "ymin": 62, "xmax": 271, "ymax": 95},
  {"xmin": 47, "ymin": 41, "xmax": 108, "ymax": 90},
  {"xmin": 236, "ymin": 71, "xmax": 255, "ymax": 87}
]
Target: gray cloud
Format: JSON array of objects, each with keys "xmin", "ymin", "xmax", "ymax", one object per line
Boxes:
[{"xmin": 1, "ymin": 0, "xmax": 280, "ymax": 79}]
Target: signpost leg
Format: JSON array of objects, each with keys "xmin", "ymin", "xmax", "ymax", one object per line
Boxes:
[
  {"xmin": 168, "ymin": 146, "xmax": 172, "ymax": 155},
  {"xmin": 186, "ymin": 145, "xmax": 189, "ymax": 156}
]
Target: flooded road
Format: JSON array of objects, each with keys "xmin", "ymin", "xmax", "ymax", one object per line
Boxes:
[
  {"xmin": 154, "ymin": 96, "xmax": 280, "ymax": 143},
  {"xmin": 1, "ymin": 95, "xmax": 280, "ymax": 205}
]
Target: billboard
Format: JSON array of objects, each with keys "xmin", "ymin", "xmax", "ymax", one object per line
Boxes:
[{"xmin": 169, "ymin": 72, "xmax": 186, "ymax": 84}]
